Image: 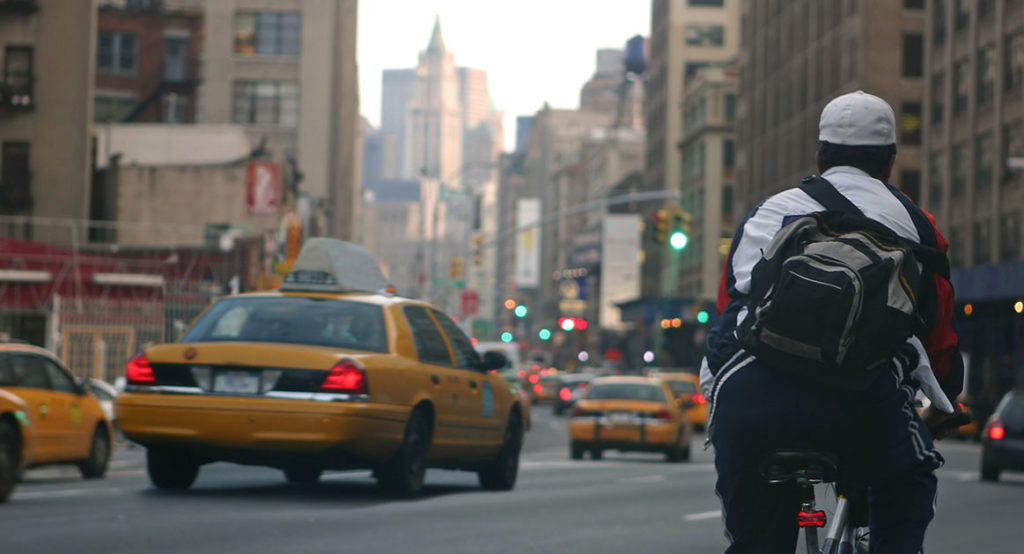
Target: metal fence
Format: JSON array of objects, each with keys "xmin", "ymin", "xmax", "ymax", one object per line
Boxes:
[{"xmin": 0, "ymin": 216, "xmax": 263, "ymax": 383}]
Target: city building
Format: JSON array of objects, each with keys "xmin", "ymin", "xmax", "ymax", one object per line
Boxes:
[
  {"xmin": 94, "ymin": 1, "xmax": 202, "ymax": 124},
  {"xmin": 405, "ymin": 17, "xmax": 462, "ymax": 184},
  {"xmin": 164, "ymin": 0, "xmax": 361, "ymax": 241},
  {"xmin": 379, "ymin": 68, "xmax": 414, "ymax": 179},
  {"xmin": 922, "ymin": 0, "xmax": 1024, "ymax": 414},
  {"xmin": 0, "ymin": 0, "xmax": 97, "ymax": 241}
]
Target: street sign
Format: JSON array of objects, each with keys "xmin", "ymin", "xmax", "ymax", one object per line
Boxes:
[{"xmin": 461, "ymin": 290, "xmax": 479, "ymax": 315}]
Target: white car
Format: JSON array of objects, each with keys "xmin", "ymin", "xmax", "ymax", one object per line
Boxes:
[{"xmin": 86, "ymin": 379, "xmax": 118, "ymax": 423}]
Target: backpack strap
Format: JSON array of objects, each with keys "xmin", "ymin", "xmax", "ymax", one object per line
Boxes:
[{"xmin": 799, "ymin": 175, "xmax": 864, "ymax": 216}]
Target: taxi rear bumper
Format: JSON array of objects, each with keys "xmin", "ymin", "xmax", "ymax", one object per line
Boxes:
[
  {"xmin": 116, "ymin": 392, "xmax": 408, "ymax": 465},
  {"xmin": 569, "ymin": 418, "xmax": 679, "ymax": 449}
]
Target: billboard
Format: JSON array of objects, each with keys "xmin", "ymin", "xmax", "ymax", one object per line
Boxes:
[
  {"xmin": 515, "ymin": 198, "xmax": 541, "ymax": 289},
  {"xmin": 247, "ymin": 161, "xmax": 281, "ymax": 215},
  {"xmin": 599, "ymin": 214, "xmax": 642, "ymax": 330}
]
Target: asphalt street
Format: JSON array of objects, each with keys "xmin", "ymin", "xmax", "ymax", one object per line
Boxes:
[{"xmin": 3, "ymin": 407, "xmax": 1022, "ymax": 553}]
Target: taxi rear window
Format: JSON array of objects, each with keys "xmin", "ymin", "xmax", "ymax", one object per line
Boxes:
[
  {"xmin": 182, "ymin": 297, "xmax": 388, "ymax": 353},
  {"xmin": 586, "ymin": 383, "xmax": 667, "ymax": 403},
  {"xmin": 666, "ymin": 380, "xmax": 698, "ymax": 395}
]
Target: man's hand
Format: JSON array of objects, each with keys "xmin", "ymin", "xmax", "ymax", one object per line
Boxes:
[{"xmin": 922, "ymin": 403, "xmax": 970, "ymax": 440}]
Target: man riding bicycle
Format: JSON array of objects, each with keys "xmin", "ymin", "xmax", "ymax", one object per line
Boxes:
[{"xmin": 701, "ymin": 91, "xmax": 964, "ymax": 553}]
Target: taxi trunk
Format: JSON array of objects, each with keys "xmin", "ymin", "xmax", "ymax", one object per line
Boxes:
[
  {"xmin": 570, "ymin": 399, "xmax": 680, "ymax": 449},
  {"xmin": 115, "ymin": 342, "xmax": 408, "ymax": 466}
]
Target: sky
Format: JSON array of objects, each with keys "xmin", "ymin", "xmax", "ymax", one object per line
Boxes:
[{"xmin": 357, "ymin": 1, "xmax": 652, "ymax": 149}]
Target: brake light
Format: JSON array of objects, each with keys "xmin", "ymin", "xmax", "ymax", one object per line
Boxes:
[
  {"xmin": 653, "ymin": 408, "xmax": 673, "ymax": 421},
  {"xmin": 797, "ymin": 510, "xmax": 827, "ymax": 528},
  {"xmin": 321, "ymin": 360, "xmax": 368, "ymax": 394},
  {"xmin": 559, "ymin": 388, "xmax": 572, "ymax": 402},
  {"xmin": 518, "ymin": 370, "xmax": 526, "ymax": 378},
  {"xmin": 528, "ymin": 373, "xmax": 540, "ymax": 384},
  {"xmin": 533, "ymin": 384, "xmax": 543, "ymax": 394},
  {"xmin": 989, "ymin": 420, "xmax": 1005, "ymax": 441},
  {"xmin": 694, "ymin": 393, "xmax": 706, "ymax": 405},
  {"xmin": 126, "ymin": 353, "xmax": 156, "ymax": 384}
]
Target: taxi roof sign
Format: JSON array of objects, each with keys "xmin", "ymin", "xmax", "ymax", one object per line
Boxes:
[{"xmin": 280, "ymin": 238, "xmax": 390, "ymax": 294}]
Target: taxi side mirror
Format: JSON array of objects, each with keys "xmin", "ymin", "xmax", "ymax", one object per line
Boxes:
[{"xmin": 480, "ymin": 352, "xmax": 508, "ymax": 371}]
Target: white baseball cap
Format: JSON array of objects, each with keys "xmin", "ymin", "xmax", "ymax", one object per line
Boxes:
[{"xmin": 818, "ymin": 90, "xmax": 897, "ymax": 146}]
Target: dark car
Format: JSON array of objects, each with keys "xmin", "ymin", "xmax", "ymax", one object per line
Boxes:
[
  {"xmin": 980, "ymin": 391, "xmax": 1024, "ymax": 482},
  {"xmin": 552, "ymin": 374, "xmax": 595, "ymax": 415}
]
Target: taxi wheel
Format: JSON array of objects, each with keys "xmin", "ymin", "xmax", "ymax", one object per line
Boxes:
[
  {"xmin": 379, "ymin": 411, "xmax": 431, "ymax": 497},
  {"xmin": 478, "ymin": 415, "xmax": 522, "ymax": 491},
  {"xmin": 283, "ymin": 465, "xmax": 323, "ymax": 485},
  {"xmin": 590, "ymin": 448, "xmax": 603, "ymax": 460},
  {"xmin": 570, "ymin": 441, "xmax": 585, "ymax": 460},
  {"xmin": 77, "ymin": 426, "xmax": 111, "ymax": 479},
  {"xmin": 147, "ymin": 447, "xmax": 200, "ymax": 491},
  {"xmin": 666, "ymin": 442, "xmax": 691, "ymax": 463},
  {"xmin": 0, "ymin": 421, "xmax": 18, "ymax": 502}
]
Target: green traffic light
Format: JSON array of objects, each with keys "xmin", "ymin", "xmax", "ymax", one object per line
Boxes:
[
  {"xmin": 696, "ymin": 310, "xmax": 709, "ymax": 324},
  {"xmin": 500, "ymin": 332, "xmax": 514, "ymax": 343},
  {"xmin": 538, "ymin": 328, "xmax": 552, "ymax": 340},
  {"xmin": 670, "ymin": 231, "xmax": 688, "ymax": 250},
  {"xmin": 514, "ymin": 305, "xmax": 528, "ymax": 318}
]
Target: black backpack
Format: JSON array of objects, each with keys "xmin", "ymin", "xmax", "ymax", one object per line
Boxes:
[{"xmin": 735, "ymin": 176, "xmax": 951, "ymax": 391}]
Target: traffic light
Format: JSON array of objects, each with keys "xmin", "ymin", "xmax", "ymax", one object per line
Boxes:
[
  {"xmin": 538, "ymin": 328, "xmax": 552, "ymax": 341},
  {"xmin": 653, "ymin": 209, "xmax": 669, "ymax": 244},
  {"xmin": 472, "ymin": 232, "xmax": 484, "ymax": 266},
  {"xmin": 449, "ymin": 257, "xmax": 464, "ymax": 280},
  {"xmin": 669, "ymin": 209, "xmax": 691, "ymax": 251},
  {"xmin": 514, "ymin": 305, "xmax": 528, "ymax": 318},
  {"xmin": 500, "ymin": 332, "xmax": 514, "ymax": 343}
]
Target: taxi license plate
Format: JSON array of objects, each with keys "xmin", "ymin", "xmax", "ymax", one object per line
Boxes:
[
  {"xmin": 607, "ymin": 412, "xmax": 634, "ymax": 423},
  {"xmin": 213, "ymin": 371, "xmax": 260, "ymax": 394}
]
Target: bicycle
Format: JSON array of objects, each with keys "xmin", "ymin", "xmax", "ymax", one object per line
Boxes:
[{"xmin": 759, "ymin": 411, "xmax": 971, "ymax": 553}]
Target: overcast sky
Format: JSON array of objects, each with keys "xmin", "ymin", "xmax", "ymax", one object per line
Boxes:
[{"xmin": 357, "ymin": 1, "xmax": 651, "ymax": 149}]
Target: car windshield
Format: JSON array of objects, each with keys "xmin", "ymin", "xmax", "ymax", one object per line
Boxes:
[
  {"xmin": 999, "ymin": 394, "xmax": 1024, "ymax": 424},
  {"xmin": 666, "ymin": 380, "xmax": 697, "ymax": 395},
  {"xmin": 586, "ymin": 383, "xmax": 666, "ymax": 402},
  {"xmin": 182, "ymin": 296, "xmax": 388, "ymax": 353}
]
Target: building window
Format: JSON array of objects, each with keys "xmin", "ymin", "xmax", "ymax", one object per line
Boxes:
[
  {"xmin": 1007, "ymin": 31, "xmax": 1024, "ymax": 93},
  {"xmin": 232, "ymin": 81, "xmax": 299, "ymax": 127},
  {"xmin": 973, "ymin": 220, "xmax": 991, "ymax": 265},
  {"xmin": 953, "ymin": 58, "xmax": 969, "ymax": 116},
  {"xmin": 904, "ymin": 0, "xmax": 924, "ymax": 9},
  {"xmin": 724, "ymin": 93, "xmax": 736, "ymax": 121},
  {"xmin": 954, "ymin": 0, "xmax": 970, "ymax": 32},
  {"xmin": 723, "ymin": 139, "xmax": 735, "ymax": 170},
  {"xmin": 948, "ymin": 225, "xmax": 964, "ymax": 266},
  {"xmin": 928, "ymin": 151, "xmax": 945, "ymax": 206},
  {"xmin": 164, "ymin": 36, "xmax": 188, "ymax": 82},
  {"xmin": 722, "ymin": 186, "xmax": 733, "ymax": 217},
  {"xmin": 900, "ymin": 102, "xmax": 922, "ymax": 145},
  {"xmin": 685, "ymin": 24, "xmax": 724, "ymax": 47},
  {"xmin": 688, "ymin": 0, "xmax": 724, "ymax": 5},
  {"xmin": 999, "ymin": 213, "xmax": 1020, "ymax": 261},
  {"xmin": 94, "ymin": 92, "xmax": 137, "ymax": 122},
  {"xmin": 933, "ymin": 0, "xmax": 947, "ymax": 44},
  {"xmin": 3, "ymin": 46, "xmax": 32, "ymax": 101},
  {"xmin": 97, "ymin": 31, "xmax": 138, "ymax": 75},
  {"xmin": 952, "ymin": 142, "xmax": 967, "ymax": 197},
  {"xmin": 0, "ymin": 142, "xmax": 31, "ymax": 212},
  {"xmin": 900, "ymin": 170, "xmax": 921, "ymax": 202},
  {"xmin": 162, "ymin": 93, "xmax": 186, "ymax": 123},
  {"xmin": 976, "ymin": 133, "xmax": 994, "ymax": 191},
  {"xmin": 234, "ymin": 12, "xmax": 301, "ymax": 57},
  {"xmin": 902, "ymin": 34, "xmax": 923, "ymax": 78},
  {"xmin": 931, "ymin": 72, "xmax": 945, "ymax": 124},
  {"xmin": 978, "ymin": 0, "xmax": 995, "ymax": 19},
  {"xmin": 977, "ymin": 44, "xmax": 996, "ymax": 106},
  {"xmin": 1003, "ymin": 119, "xmax": 1024, "ymax": 183}
]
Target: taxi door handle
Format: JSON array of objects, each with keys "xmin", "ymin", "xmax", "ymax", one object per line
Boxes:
[
  {"xmin": 468, "ymin": 380, "xmax": 477, "ymax": 389},
  {"xmin": 430, "ymin": 375, "xmax": 440, "ymax": 385}
]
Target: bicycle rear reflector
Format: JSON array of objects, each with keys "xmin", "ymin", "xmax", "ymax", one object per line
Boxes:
[{"xmin": 797, "ymin": 510, "xmax": 827, "ymax": 527}]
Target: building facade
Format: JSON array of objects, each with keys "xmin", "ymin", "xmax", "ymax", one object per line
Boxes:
[
  {"xmin": 0, "ymin": 0, "xmax": 97, "ymax": 241},
  {"xmin": 405, "ymin": 18, "xmax": 462, "ymax": 184}
]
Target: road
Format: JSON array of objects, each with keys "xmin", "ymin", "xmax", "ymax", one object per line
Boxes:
[{"xmin": 4, "ymin": 408, "xmax": 1022, "ymax": 553}]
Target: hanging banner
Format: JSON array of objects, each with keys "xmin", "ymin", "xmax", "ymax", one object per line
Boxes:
[
  {"xmin": 247, "ymin": 161, "xmax": 281, "ymax": 215},
  {"xmin": 515, "ymin": 198, "xmax": 541, "ymax": 289}
]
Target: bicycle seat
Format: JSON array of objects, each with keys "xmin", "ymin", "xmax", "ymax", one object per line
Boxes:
[{"xmin": 759, "ymin": 449, "xmax": 839, "ymax": 485}]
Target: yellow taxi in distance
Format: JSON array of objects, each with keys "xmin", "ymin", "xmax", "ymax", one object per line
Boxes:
[
  {"xmin": 569, "ymin": 376, "xmax": 692, "ymax": 462},
  {"xmin": 532, "ymin": 373, "xmax": 560, "ymax": 404},
  {"xmin": 651, "ymin": 372, "xmax": 707, "ymax": 430},
  {"xmin": 115, "ymin": 239, "xmax": 525, "ymax": 497},
  {"xmin": 0, "ymin": 343, "xmax": 114, "ymax": 502}
]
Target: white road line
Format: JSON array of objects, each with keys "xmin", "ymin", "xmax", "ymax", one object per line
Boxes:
[
  {"xmin": 14, "ymin": 487, "xmax": 125, "ymax": 500},
  {"xmin": 683, "ymin": 510, "xmax": 721, "ymax": 522},
  {"xmin": 620, "ymin": 474, "xmax": 667, "ymax": 484}
]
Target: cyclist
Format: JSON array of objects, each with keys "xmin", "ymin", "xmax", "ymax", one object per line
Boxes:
[{"xmin": 701, "ymin": 91, "xmax": 964, "ymax": 553}]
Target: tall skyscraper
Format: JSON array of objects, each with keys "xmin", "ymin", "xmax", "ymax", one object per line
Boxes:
[{"xmin": 405, "ymin": 17, "xmax": 462, "ymax": 184}]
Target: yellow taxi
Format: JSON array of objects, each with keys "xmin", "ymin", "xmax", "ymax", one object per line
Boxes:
[
  {"xmin": 569, "ymin": 376, "xmax": 692, "ymax": 462},
  {"xmin": 531, "ymin": 372, "xmax": 561, "ymax": 404},
  {"xmin": 115, "ymin": 239, "xmax": 525, "ymax": 497},
  {"xmin": 0, "ymin": 342, "xmax": 114, "ymax": 502},
  {"xmin": 650, "ymin": 371, "xmax": 707, "ymax": 430}
]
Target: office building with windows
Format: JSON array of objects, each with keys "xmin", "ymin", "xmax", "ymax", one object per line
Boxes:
[
  {"xmin": 0, "ymin": 0, "xmax": 97, "ymax": 238},
  {"xmin": 165, "ymin": 0, "xmax": 360, "ymax": 240}
]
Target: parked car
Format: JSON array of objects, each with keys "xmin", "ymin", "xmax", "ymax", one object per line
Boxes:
[
  {"xmin": 980, "ymin": 391, "xmax": 1024, "ymax": 482},
  {"xmin": 552, "ymin": 373, "xmax": 595, "ymax": 415}
]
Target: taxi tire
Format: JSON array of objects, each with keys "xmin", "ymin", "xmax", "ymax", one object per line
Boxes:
[
  {"xmin": 666, "ymin": 442, "xmax": 691, "ymax": 463},
  {"xmin": 147, "ymin": 447, "xmax": 200, "ymax": 491},
  {"xmin": 590, "ymin": 448, "xmax": 603, "ymax": 460},
  {"xmin": 0, "ymin": 421, "xmax": 17, "ymax": 502},
  {"xmin": 77, "ymin": 425, "xmax": 111, "ymax": 479},
  {"xmin": 570, "ymin": 441, "xmax": 585, "ymax": 460},
  {"xmin": 283, "ymin": 465, "xmax": 323, "ymax": 485},
  {"xmin": 478, "ymin": 415, "xmax": 522, "ymax": 491},
  {"xmin": 378, "ymin": 410, "xmax": 431, "ymax": 497}
]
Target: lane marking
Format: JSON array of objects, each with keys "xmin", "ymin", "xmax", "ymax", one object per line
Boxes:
[
  {"xmin": 620, "ymin": 474, "xmax": 667, "ymax": 484},
  {"xmin": 683, "ymin": 510, "xmax": 721, "ymax": 522},
  {"xmin": 14, "ymin": 487, "xmax": 125, "ymax": 500}
]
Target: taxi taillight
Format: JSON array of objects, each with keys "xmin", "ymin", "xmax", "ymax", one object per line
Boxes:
[
  {"xmin": 988, "ymin": 420, "xmax": 1006, "ymax": 441},
  {"xmin": 653, "ymin": 408, "xmax": 673, "ymax": 421},
  {"xmin": 321, "ymin": 360, "xmax": 368, "ymax": 394},
  {"xmin": 693, "ymin": 393, "xmax": 707, "ymax": 405},
  {"xmin": 559, "ymin": 388, "xmax": 572, "ymax": 402},
  {"xmin": 126, "ymin": 353, "xmax": 156, "ymax": 384}
]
